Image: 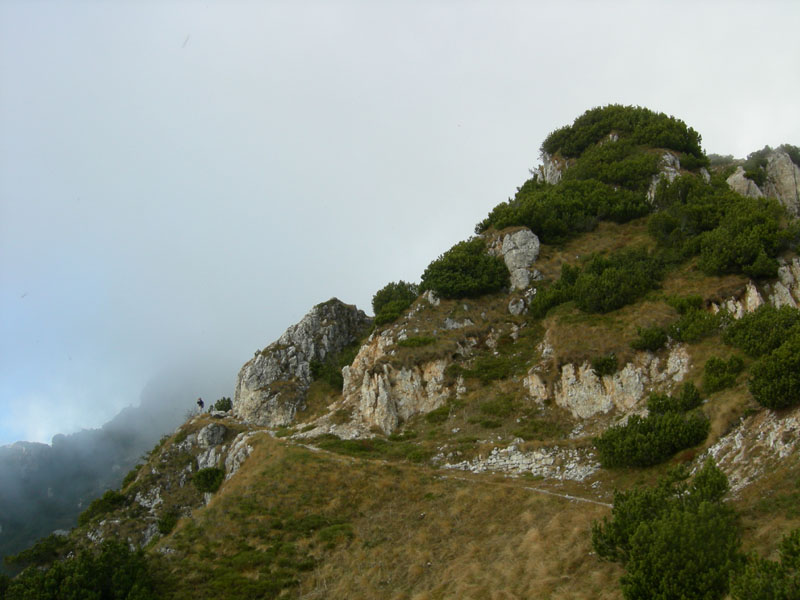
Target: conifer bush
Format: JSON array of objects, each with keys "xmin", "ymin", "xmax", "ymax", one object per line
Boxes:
[
  {"xmin": 193, "ymin": 467, "xmax": 225, "ymax": 493},
  {"xmin": 372, "ymin": 280, "xmax": 419, "ymax": 325},
  {"xmin": 419, "ymin": 238, "xmax": 509, "ymax": 299},
  {"xmin": 593, "ymin": 460, "xmax": 741, "ymax": 600},
  {"xmin": 748, "ymin": 333, "xmax": 800, "ymax": 409}
]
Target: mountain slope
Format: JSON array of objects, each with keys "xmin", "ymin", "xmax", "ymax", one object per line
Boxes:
[{"xmin": 4, "ymin": 105, "xmax": 800, "ymax": 600}]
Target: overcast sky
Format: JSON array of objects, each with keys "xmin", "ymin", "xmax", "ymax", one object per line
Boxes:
[{"xmin": 1, "ymin": 0, "xmax": 798, "ymax": 446}]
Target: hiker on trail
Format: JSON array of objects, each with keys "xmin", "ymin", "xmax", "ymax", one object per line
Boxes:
[{"xmin": 197, "ymin": 398, "xmax": 204, "ymax": 410}]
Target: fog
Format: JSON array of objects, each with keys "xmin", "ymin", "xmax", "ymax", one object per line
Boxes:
[{"xmin": 2, "ymin": 1, "xmax": 799, "ymax": 446}]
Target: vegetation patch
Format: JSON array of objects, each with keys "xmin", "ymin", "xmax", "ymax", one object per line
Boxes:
[
  {"xmin": 594, "ymin": 410, "xmax": 709, "ymax": 468},
  {"xmin": 193, "ymin": 467, "xmax": 225, "ymax": 494},
  {"xmin": 420, "ymin": 237, "xmax": 509, "ymax": 299},
  {"xmin": 77, "ymin": 489, "xmax": 127, "ymax": 526},
  {"xmin": 372, "ymin": 280, "xmax": 419, "ymax": 326},
  {"xmin": 703, "ymin": 355, "xmax": 744, "ymax": 393},
  {"xmin": 396, "ymin": 335, "xmax": 436, "ymax": 348},
  {"xmin": 592, "ymin": 461, "xmax": 741, "ymax": 600},
  {"xmin": 630, "ymin": 325, "xmax": 668, "ymax": 351}
]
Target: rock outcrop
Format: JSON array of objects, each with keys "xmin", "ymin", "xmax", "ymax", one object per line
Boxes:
[
  {"xmin": 524, "ymin": 345, "xmax": 691, "ymax": 420},
  {"xmin": 726, "ymin": 166, "xmax": 764, "ymax": 199},
  {"xmin": 534, "ymin": 152, "xmax": 566, "ymax": 185},
  {"xmin": 710, "ymin": 258, "xmax": 800, "ymax": 316},
  {"xmin": 726, "ymin": 149, "xmax": 800, "ymax": 216},
  {"xmin": 337, "ymin": 330, "xmax": 451, "ymax": 435},
  {"xmin": 646, "ymin": 151, "xmax": 682, "ymax": 203},
  {"xmin": 702, "ymin": 405, "xmax": 800, "ymax": 494},
  {"xmin": 234, "ymin": 298, "xmax": 371, "ymax": 427},
  {"xmin": 488, "ymin": 228, "xmax": 541, "ymax": 290}
]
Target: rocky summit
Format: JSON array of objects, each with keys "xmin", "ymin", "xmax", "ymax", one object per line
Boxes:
[{"xmin": 4, "ymin": 105, "xmax": 800, "ymax": 600}]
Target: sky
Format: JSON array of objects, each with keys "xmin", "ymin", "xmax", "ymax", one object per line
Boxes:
[{"xmin": 1, "ymin": 0, "xmax": 799, "ymax": 446}]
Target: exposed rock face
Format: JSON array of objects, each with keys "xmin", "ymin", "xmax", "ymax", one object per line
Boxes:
[
  {"xmin": 234, "ymin": 299, "xmax": 371, "ymax": 427},
  {"xmin": 726, "ymin": 150, "xmax": 800, "ymax": 216},
  {"xmin": 535, "ymin": 152, "xmax": 565, "ymax": 184},
  {"xmin": 196, "ymin": 424, "xmax": 225, "ymax": 448},
  {"xmin": 525, "ymin": 345, "xmax": 691, "ymax": 420},
  {"xmin": 726, "ymin": 166, "xmax": 764, "ymax": 199},
  {"xmin": 764, "ymin": 151, "xmax": 800, "ymax": 216},
  {"xmin": 441, "ymin": 442, "xmax": 599, "ymax": 482},
  {"xmin": 488, "ymin": 227, "xmax": 541, "ymax": 290},
  {"xmin": 710, "ymin": 259, "xmax": 800, "ymax": 316},
  {"xmin": 336, "ymin": 330, "xmax": 452, "ymax": 435},
  {"xmin": 702, "ymin": 406, "xmax": 800, "ymax": 494},
  {"xmin": 646, "ymin": 151, "xmax": 681, "ymax": 203}
]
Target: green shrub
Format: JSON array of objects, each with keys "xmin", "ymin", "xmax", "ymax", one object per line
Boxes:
[
  {"xmin": 372, "ymin": 281, "xmax": 419, "ymax": 325},
  {"xmin": 666, "ymin": 294, "xmax": 703, "ymax": 314},
  {"xmin": 4, "ymin": 534, "xmax": 71, "ymax": 568},
  {"xmin": 193, "ymin": 467, "xmax": 225, "ymax": 493},
  {"xmin": 592, "ymin": 353, "xmax": 618, "ymax": 377},
  {"xmin": 631, "ymin": 325, "xmax": 668, "ymax": 352},
  {"xmin": 572, "ymin": 249, "xmax": 664, "ymax": 313},
  {"xmin": 213, "ymin": 396, "xmax": 233, "ymax": 412},
  {"xmin": 77, "ymin": 489, "xmax": 127, "ymax": 526},
  {"xmin": 723, "ymin": 305, "xmax": 800, "ymax": 357},
  {"xmin": 668, "ymin": 308, "xmax": 721, "ymax": 343},
  {"xmin": 703, "ymin": 355, "xmax": 744, "ymax": 393},
  {"xmin": 529, "ymin": 249, "xmax": 663, "ymax": 318},
  {"xmin": 425, "ymin": 405, "xmax": 450, "ymax": 424},
  {"xmin": 397, "ymin": 336, "xmax": 436, "ymax": 348},
  {"xmin": 420, "ymin": 237, "xmax": 509, "ymax": 299},
  {"xmin": 697, "ymin": 197, "xmax": 786, "ymax": 277},
  {"xmin": 647, "ymin": 382, "xmax": 702, "ymax": 415},
  {"xmin": 748, "ymin": 333, "xmax": 800, "ymax": 409},
  {"xmin": 476, "ymin": 178, "xmax": 649, "ymax": 242},
  {"xmin": 541, "ymin": 104, "xmax": 705, "ymax": 160},
  {"xmin": 592, "ymin": 460, "xmax": 741, "ymax": 600},
  {"xmin": 121, "ymin": 464, "xmax": 142, "ymax": 489},
  {"xmin": 594, "ymin": 410, "xmax": 709, "ymax": 468},
  {"xmin": 479, "ymin": 394, "xmax": 515, "ymax": 418},
  {"xmin": 4, "ymin": 540, "xmax": 156, "ymax": 599},
  {"xmin": 309, "ymin": 340, "xmax": 361, "ymax": 391},
  {"xmin": 158, "ymin": 508, "xmax": 181, "ymax": 535},
  {"xmin": 730, "ymin": 527, "xmax": 800, "ymax": 600}
]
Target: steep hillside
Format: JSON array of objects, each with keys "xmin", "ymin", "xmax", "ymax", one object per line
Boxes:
[{"xmin": 4, "ymin": 105, "xmax": 800, "ymax": 600}]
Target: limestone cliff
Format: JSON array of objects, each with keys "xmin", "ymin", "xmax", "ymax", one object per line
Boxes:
[
  {"xmin": 233, "ymin": 298, "xmax": 371, "ymax": 427},
  {"xmin": 726, "ymin": 149, "xmax": 800, "ymax": 216}
]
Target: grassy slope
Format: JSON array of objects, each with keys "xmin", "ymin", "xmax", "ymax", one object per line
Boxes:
[{"xmin": 134, "ymin": 217, "xmax": 800, "ymax": 599}]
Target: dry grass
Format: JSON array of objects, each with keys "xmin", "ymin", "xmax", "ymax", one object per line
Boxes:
[{"xmin": 148, "ymin": 435, "xmax": 624, "ymax": 600}]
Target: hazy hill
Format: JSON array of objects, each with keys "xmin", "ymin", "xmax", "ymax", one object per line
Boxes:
[{"xmin": 3, "ymin": 105, "xmax": 800, "ymax": 600}]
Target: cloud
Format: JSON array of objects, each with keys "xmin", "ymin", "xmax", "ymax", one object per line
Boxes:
[{"xmin": 1, "ymin": 1, "xmax": 799, "ymax": 445}]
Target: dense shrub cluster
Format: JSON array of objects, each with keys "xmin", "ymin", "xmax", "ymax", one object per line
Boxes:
[
  {"xmin": 630, "ymin": 325, "xmax": 668, "ymax": 352},
  {"xmin": 193, "ymin": 467, "xmax": 225, "ymax": 494},
  {"xmin": 309, "ymin": 341, "xmax": 361, "ymax": 391},
  {"xmin": 594, "ymin": 410, "xmax": 709, "ymax": 468},
  {"xmin": 541, "ymin": 104, "xmax": 706, "ymax": 161},
  {"xmin": 592, "ymin": 461, "xmax": 741, "ymax": 600},
  {"xmin": 730, "ymin": 527, "xmax": 800, "ymax": 599},
  {"xmin": 591, "ymin": 353, "xmax": 618, "ymax": 377},
  {"xmin": 3, "ymin": 540, "xmax": 156, "ymax": 599},
  {"xmin": 667, "ymin": 307, "xmax": 722, "ymax": 343},
  {"xmin": 722, "ymin": 305, "xmax": 800, "ymax": 357},
  {"xmin": 649, "ymin": 174, "xmax": 795, "ymax": 278},
  {"xmin": 720, "ymin": 305, "xmax": 800, "ymax": 409},
  {"xmin": 419, "ymin": 238, "xmax": 509, "ymax": 299},
  {"xmin": 475, "ymin": 178, "xmax": 650, "ymax": 242},
  {"xmin": 214, "ymin": 397, "xmax": 233, "ymax": 412},
  {"xmin": 77, "ymin": 489, "xmax": 127, "ymax": 526},
  {"xmin": 748, "ymin": 333, "xmax": 800, "ymax": 410},
  {"xmin": 529, "ymin": 248, "xmax": 664, "ymax": 317},
  {"xmin": 647, "ymin": 382, "xmax": 702, "ymax": 415},
  {"xmin": 371, "ymin": 280, "xmax": 419, "ymax": 325},
  {"xmin": 703, "ymin": 356, "xmax": 744, "ymax": 393}
]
